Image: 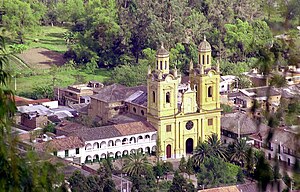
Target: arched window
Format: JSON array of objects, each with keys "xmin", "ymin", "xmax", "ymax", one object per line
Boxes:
[
  {"xmin": 207, "ymin": 55, "xmax": 209, "ymax": 64},
  {"xmin": 166, "ymin": 92, "xmax": 170, "ymax": 103},
  {"xmin": 141, "ymin": 110, "xmax": 145, "ymax": 116},
  {"xmin": 208, "ymin": 86, "xmax": 213, "ymax": 97},
  {"xmin": 202, "ymin": 55, "xmax": 205, "ymax": 65},
  {"xmin": 165, "ymin": 61, "xmax": 167, "ymax": 69},
  {"xmin": 133, "ymin": 107, "xmax": 136, "ymax": 113},
  {"xmin": 160, "ymin": 61, "xmax": 163, "ymax": 70},
  {"xmin": 152, "ymin": 91, "xmax": 155, "ymax": 103}
]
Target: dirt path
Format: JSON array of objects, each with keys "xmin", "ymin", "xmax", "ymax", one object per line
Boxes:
[{"xmin": 18, "ymin": 48, "xmax": 66, "ymax": 69}]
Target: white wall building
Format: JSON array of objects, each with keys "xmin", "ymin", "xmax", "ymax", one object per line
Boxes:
[
  {"xmin": 220, "ymin": 75, "xmax": 236, "ymax": 93},
  {"xmin": 35, "ymin": 121, "xmax": 157, "ymax": 164},
  {"xmin": 250, "ymin": 127, "xmax": 300, "ymax": 166}
]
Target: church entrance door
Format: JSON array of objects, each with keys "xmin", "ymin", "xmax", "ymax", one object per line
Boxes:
[
  {"xmin": 186, "ymin": 138, "xmax": 193, "ymax": 154},
  {"xmin": 166, "ymin": 144, "xmax": 171, "ymax": 158}
]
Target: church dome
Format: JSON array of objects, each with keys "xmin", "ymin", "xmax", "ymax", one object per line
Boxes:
[
  {"xmin": 198, "ymin": 35, "xmax": 211, "ymax": 52},
  {"xmin": 156, "ymin": 42, "xmax": 169, "ymax": 56}
]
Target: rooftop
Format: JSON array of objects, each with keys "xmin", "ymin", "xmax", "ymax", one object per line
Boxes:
[
  {"xmin": 221, "ymin": 112, "xmax": 269, "ymax": 135},
  {"xmin": 90, "ymin": 84, "xmax": 147, "ymax": 102},
  {"xmin": 71, "ymin": 121, "xmax": 156, "ymax": 141},
  {"xmin": 35, "ymin": 136, "xmax": 85, "ymax": 152}
]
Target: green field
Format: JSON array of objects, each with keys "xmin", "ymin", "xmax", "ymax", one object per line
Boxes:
[
  {"xmin": 6, "ymin": 26, "xmax": 110, "ymax": 95},
  {"xmin": 25, "ymin": 26, "xmax": 69, "ymax": 53},
  {"xmin": 15, "ymin": 68, "xmax": 109, "ymax": 95}
]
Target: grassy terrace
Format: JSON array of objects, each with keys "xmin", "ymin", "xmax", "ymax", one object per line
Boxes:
[
  {"xmin": 6, "ymin": 26, "xmax": 110, "ymax": 95},
  {"xmin": 24, "ymin": 26, "xmax": 69, "ymax": 53},
  {"xmin": 15, "ymin": 68, "xmax": 109, "ymax": 95}
]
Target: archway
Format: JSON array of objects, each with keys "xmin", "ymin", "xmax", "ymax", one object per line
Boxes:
[
  {"xmin": 166, "ymin": 144, "xmax": 171, "ymax": 158},
  {"xmin": 186, "ymin": 138, "xmax": 193, "ymax": 154}
]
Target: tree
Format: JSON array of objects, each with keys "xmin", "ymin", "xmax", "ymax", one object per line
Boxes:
[
  {"xmin": 229, "ymin": 139, "xmax": 250, "ymax": 167},
  {"xmin": 207, "ymin": 133, "xmax": 227, "ymax": 160},
  {"xmin": 3, "ymin": 0, "xmax": 44, "ymax": 43},
  {"xmin": 186, "ymin": 156, "xmax": 194, "ymax": 179},
  {"xmin": 168, "ymin": 171, "xmax": 188, "ymax": 192},
  {"xmin": 122, "ymin": 153, "xmax": 151, "ymax": 177},
  {"xmin": 254, "ymin": 152, "xmax": 274, "ymax": 191},
  {"xmin": 192, "ymin": 142, "xmax": 211, "ymax": 168},
  {"xmin": 68, "ymin": 170, "xmax": 89, "ymax": 192},
  {"xmin": 109, "ymin": 63, "xmax": 148, "ymax": 86},
  {"xmin": 197, "ymin": 157, "xmax": 241, "ymax": 189},
  {"xmin": 178, "ymin": 156, "xmax": 187, "ymax": 174}
]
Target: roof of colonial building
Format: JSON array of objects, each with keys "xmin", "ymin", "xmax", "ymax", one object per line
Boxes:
[
  {"xmin": 56, "ymin": 121, "xmax": 88, "ymax": 135},
  {"xmin": 228, "ymin": 86, "xmax": 281, "ymax": 99},
  {"xmin": 250, "ymin": 126, "xmax": 300, "ymax": 151},
  {"xmin": 221, "ymin": 112, "xmax": 269, "ymax": 135},
  {"xmin": 198, "ymin": 35, "xmax": 211, "ymax": 52},
  {"xmin": 71, "ymin": 121, "xmax": 156, "ymax": 141},
  {"xmin": 35, "ymin": 136, "xmax": 85, "ymax": 152},
  {"xmin": 90, "ymin": 84, "xmax": 147, "ymax": 102},
  {"xmin": 201, "ymin": 180, "xmax": 287, "ymax": 192}
]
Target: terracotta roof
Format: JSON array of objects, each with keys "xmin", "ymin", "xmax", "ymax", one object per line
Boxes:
[
  {"xmin": 201, "ymin": 186, "xmax": 239, "ymax": 192},
  {"xmin": 72, "ymin": 121, "xmax": 156, "ymax": 141},
  {"xmin": 35, "ymin": 136, "xmax": 84, "ymax": 152},
  {"xmin": 72, "ymin": 126, "xmax": 122, "ymax": 141},
  {"xmin": 221, "ymin": 112, "xmax": 269, "ymax": 135},
  {"xmin": 56, "ymin": 121, "xmax": 88, "ymax": 135},
  {"xmin": 14, "ymin": 96, "xmax": 51, "ymax": 106},
  {"xmin": 114, "ymin": 121, "xmax": 156, "ymax": 135}
]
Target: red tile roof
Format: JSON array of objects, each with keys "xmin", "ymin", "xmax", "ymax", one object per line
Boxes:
[
  {"xmin": 14, "ymin": 96, "xmax": 51, "ymax": 106},
  {"xmin": 35, "ymin": 136, "xmax": 84, "ymax": 152}
]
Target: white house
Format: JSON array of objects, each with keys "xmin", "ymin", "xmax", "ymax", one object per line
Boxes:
[
  {"xmin": 220, "ymin": 75, "xmax": 236, "ymax": 93},
  {"xmin": 35, "ymin": 121, "xmax": 157, "ymax": 164},
  {"xmin": 249, "ymin": 126, "xmax": 300, "ymax": 166}
]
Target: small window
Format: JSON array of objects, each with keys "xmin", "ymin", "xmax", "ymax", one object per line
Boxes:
[
  {"xmin": 165, "ymin": 61, "xmax": 167, "ymax": 69},
  {"xmin": 76, "ymin": 148, "xmax": 79, "ymax": 154},
  {"xmin": 202, "ymin": 55, "xmax": 205, "ymax": 65},
  {"xmin": 53, "ymin": 151, "xmax": 57, "ymax": 156},
  {"xmin": 133, "ymin": 107, "xmax": 136, "ymax": 113},
  {"xmin": 166, "ymin": 92, "xmax": 170, "ymax": 103},
  {"xmin": 153, "ymin": 91, "xmax": 156, "ymax": 103},
  {"xmin": 208, "ymin": 86, "xmax": 213, "ymax": 97},
  {"xmin": 141, "ymin": 110, "xmax": 145, "ymax": 116},
  {"xmin": 166, "ymin": 125, "xmax": 171, "ymax": 132},
  {"xmin": 157, "ymin": 61, "xmax": 158, "ymax": 69},
  {"xmin": 207, "ymin": 55, "xmax": 209, "ymax": 64},
  {"xmin": 160, "ymin": 61, "xmax": 163, "ymax": 70},
  {"xmin": 65, "ymin": 150, "xmax": 69, "ymax": 157},
  {"xmin": 208, "ymin": 118, "xmax": 213, "ymax": 126}
]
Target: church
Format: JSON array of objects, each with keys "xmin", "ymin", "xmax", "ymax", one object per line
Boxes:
[
  {"xmin": 147, "ymin": 36, "xmax": 221, "ymax": 159},
  {"xmin": 85, "ymin": 37, "xmax": 221, "ymax": 161}
]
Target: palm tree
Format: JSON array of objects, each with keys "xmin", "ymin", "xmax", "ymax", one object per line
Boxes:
[
  {"xmin": 207, "ymin": 133, "xmax": 227, "ymax": 160},
  {"xmin": 229, "ymin": 139, "xmax": 250, "ymax": 167},
  {"xmin": 192, "ymin": 142, "xmax": 211, "ymax": 167},
  {"xmin": 122, "ymin": 153, "xmax": 151, "ymax": 177}
]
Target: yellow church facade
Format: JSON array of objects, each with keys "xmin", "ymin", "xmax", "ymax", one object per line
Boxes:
[{"xmin": 147, "ymin": 37, "xmax": 221, "ymax": 160}]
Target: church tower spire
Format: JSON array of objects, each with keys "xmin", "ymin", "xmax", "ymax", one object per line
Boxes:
[
  {"xmin": 198, "ymin": 35, "xmax": 212, "ymax": 70},
  {"xmin": 156, "ymin": 42, "xmax": 170, "ymax": 74}
]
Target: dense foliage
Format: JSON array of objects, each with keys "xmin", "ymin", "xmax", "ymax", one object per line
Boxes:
[{"xmin": 1, "ymin": 0, "xmax": 300, "ymax": 87}]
